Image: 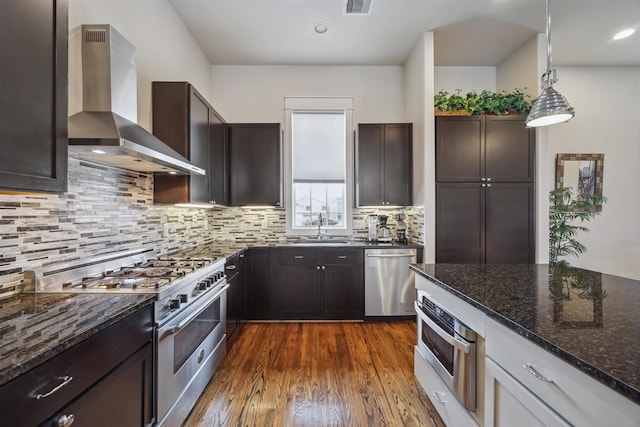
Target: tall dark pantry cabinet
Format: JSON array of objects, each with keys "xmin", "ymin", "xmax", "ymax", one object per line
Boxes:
[{"xmin": 435, "ymin": 116, "xmax": 535, "ymax": 263}]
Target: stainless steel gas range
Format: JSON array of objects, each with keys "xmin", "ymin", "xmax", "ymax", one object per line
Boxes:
[{"xmin": 24, "ymin": 248, "xmax": 229, "ymax": 427}]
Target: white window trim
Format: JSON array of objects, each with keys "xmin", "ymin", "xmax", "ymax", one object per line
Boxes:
[{"xmin": 284, "ymin": 97, "xmax": 354, "ymax": 236}]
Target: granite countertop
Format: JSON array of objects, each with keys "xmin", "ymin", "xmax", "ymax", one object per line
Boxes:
[
  {"xmin": 410, "ymin": 263, "xmax": 640, "ymax": 405},
  {"xmin": 0, "ymin": 293, "xmax": 155, "ymax": 386}
]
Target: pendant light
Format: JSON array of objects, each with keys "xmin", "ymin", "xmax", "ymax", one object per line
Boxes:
[{"xmin": 525, "ymin": 0, "xmax": 574, "ymax": 127}]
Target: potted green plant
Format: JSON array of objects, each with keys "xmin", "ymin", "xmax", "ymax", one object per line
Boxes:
[
  {"xmin": 434, "ymin": 88, "xmax": 533, "ymax": 116},
  {"xmin": 549, "ymin": 187, "xmax": 607, "ymax": 265}
]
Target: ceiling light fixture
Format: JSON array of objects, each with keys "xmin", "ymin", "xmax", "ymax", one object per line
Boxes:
[
  {"xmin": 613, "ymin": 28, "xmax": 635, "ymax": 40},
  {"xmin": 314, "ymin": 22, "xmax": 328, "ymax": 34},
  {"xmin": 525, "ymin": 0, "xmax": 574, "ymax": 128}
]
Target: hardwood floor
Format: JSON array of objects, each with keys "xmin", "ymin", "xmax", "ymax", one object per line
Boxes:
[{"xmin": 183, "ymin": 322, "xmax": 445, "ymax": 427}]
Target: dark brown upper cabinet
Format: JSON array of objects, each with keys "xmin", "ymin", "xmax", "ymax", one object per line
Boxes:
[
  {"xmin": 356, "ymin": 123, "xmax": 413, "ymax": 206},
  {"xmin": 227, "ymin": 123, "xmax": 281, "ymax": 207},
  {"xmin": 0, "ymin": 0, "xmax": 68, "ymax": 193},
  {"xmin": 435, "ymin": 116, "xmax": 535, "ymax": 264},
  {"xmin": 436, "ymin": 116, "xmax": 535, "ymax": 183},
  {"xmin": 152, "ymin": 82, "xmax": 220, "ymax": 205},
  {"xmin": 209, "ymin": 110, "xmax": 228, "ymax": 205}
]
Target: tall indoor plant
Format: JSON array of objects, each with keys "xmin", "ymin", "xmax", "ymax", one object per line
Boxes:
[{"xmin": 548, "ymin": 187, "xmax": 606, "ymax": 265}]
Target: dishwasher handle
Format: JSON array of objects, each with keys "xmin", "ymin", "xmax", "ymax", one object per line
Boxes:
[{"xmin": 366, "ymin": 253, "xmax": 416, "ymax": 258}]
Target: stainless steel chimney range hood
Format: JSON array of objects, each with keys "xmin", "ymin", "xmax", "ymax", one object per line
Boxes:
[{"xmin": 68, "ymin": 25, "xmax": 204, "ymax": 176}]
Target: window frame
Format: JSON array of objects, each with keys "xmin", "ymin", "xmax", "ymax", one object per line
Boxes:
[{"xmin": 284, "ymin": 97, "xmax": 354, "ymax": 236}]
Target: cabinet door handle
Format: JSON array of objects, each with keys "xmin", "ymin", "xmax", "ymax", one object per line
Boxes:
[
  {"xmin": 432, "ymin": 391, "xmax": 447, "ymax": 404},
  {"xmin": 321, "ymin": 265, "xmax": 325, "ymax": 270},
  {"xmin": 316, "ymin": 265, "xmax": 321, "ymax": 270},
  {"xmin": 523, "ymin": 364, "xmax": 554, "ymax": 383},
  {"xmin": 486, "ymin": 183, "xmax": 492, "ymax": 187},
  {"xmin": 481, "ymin": 177, "xmax": 487, "ymax": 182},
  {"xmin": 481, "ymin": 184, "xmax": 486, "ymax": 187},
  {"xmin": 226, "ymin": 265, "xmax": 237, "ymax": 270},
  {"xmin": 294, "ymin": 255, "xmax": 304, "ymax": 259},
  {"xmin": 337, "ymin": 255, "xmax": 347, "ymax": 259},
  {"xmin": 486, "ymin": 177, "xmax": 492, "ymax": 181},
  {"xmin": 57, "ymin": 414, "xmax": 75, "ymax": 427},
  {"xmin": 34, "ymin": 376, "xmax": 73, "ymax": 400}
]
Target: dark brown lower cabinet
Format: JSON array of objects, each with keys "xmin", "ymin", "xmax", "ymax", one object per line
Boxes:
[
  {"xmin": 245, "ymin": 248, "xmax": 273, "ymax": 320},
  {"xmin": 44, "ymin": 342, "xmax": 153, "ymax": 427},
  {"xmin": 436, "ymin": 183, "xmax": 534, "ymax": 263},
  {"xmin": 245, "ymin": 248, "xmax": 364, "ymax": 320},
  {"xmin": 0, "ymin": 305, "xmax": 154, "ymax": 427}
]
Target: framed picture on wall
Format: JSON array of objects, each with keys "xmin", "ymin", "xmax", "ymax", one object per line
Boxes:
[{"xmin": 555, "ymin": 153, "xmax": 604, "ymax": 212}]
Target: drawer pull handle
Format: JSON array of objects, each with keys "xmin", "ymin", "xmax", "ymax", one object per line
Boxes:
[
  {"xmin": 432, "ymin": 391, "xmax": 447, "ymax": 404},
  {"xmin": 294, "ymin": 255, "xmax": 304, "ymax": 259},
  {"xmin": 35, "ymin": 376, "xmax": 73, "ymax": 400},
  {"xmin": 337, "ymin": 255, "xmax": 347, "ymax": 259},
  {"xmin": 226, "ymin": 265, "xmax": 237, "ymax": 270},
  {"xmin": 523, "ymin": 364, "xmax": 554, "ymax": 383},
  {"xmin": 57, "ymin": 414, "xmax": 75, "ymax": 427}
]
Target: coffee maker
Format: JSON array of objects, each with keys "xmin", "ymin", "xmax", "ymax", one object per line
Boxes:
[
  {"xmin": 395, "ymin": 213, "xmax": 408, "ymax": 244},
  {"xmin": 377, "ymin": 215, "xmax": 392, "ymax": 242}
]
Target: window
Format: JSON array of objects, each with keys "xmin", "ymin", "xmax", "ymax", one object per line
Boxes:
[{"xmin": 285, "ymin": 98, "xmax": 353, "ymax": 235}]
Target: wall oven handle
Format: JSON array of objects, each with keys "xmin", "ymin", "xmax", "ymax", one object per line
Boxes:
[
  {"xmin": 415, "ymin": 301, "xmax": 471, "ymax": 354},
  {"xmin": 167, "ymin": 283, "xmax": 229, "ymax": 335}
]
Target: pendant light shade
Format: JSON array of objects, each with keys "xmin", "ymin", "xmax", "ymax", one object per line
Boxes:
[{"xmin": 525, "ymin": 0, "xmax": 574, "ymax": 128}]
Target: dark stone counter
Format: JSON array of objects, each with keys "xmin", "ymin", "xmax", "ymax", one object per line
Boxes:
[
  {"xmin": 410, "ymin": 263, "xmax": 640, "ymax": 405},
  {"xmin": 0, "ymin": 293, "xmax": 155, "ymax": 386}
]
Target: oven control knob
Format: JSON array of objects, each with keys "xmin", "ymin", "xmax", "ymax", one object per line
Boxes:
[
  {"xmin": 198, "ymin": 281, "xmax": 207, "ymax": 291},
  {"xmin": 206, "ymin": 277, "xmax": 214, "ymax": 287},
  {"xmin": 168, "ymin": 299, "xmax": 180, "ymax": 310},
  {"xmin": 179, "ymin": 294, "xmax": 188, "ymax": 303},
  {"xmin": 216, "ymin": 272, "xmax": 224, "ymax": 280}
]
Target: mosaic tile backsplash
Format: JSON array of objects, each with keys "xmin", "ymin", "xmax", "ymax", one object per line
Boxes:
[{"xmin": 0, "ymin": 159, "xmax": 424, "ymax": 296}]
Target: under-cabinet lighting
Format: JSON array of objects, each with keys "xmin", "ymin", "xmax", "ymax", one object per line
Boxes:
[
  {"xmin": 174, "ymin": 203, "xmax": 214, "ymax": 209},
  {"xmin": 241, "ymin": 205, "xmax": 275, "ymax": 209},
  {"xmin": 91, "ymin": 149, "xmax": 106, "ymax": 154}
]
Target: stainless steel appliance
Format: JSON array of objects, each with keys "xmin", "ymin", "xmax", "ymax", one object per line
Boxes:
[
  {"xmin": 377, "ymin": 215, "xmax": 392, "ymax": 242},
  {"xmin": 24, "ymin": 249, "xmax": 228, "ymax": 426},
  {"xmin": 364, "ymin": 248, "xmax": 417, "ymax": 317},
  {"xmin": 415, "ymin": 289, "xmax": 477, "ymax": 410},
  {"xmin": 68, "ymin": 25, "xmax": 204, "ymax": 175}
]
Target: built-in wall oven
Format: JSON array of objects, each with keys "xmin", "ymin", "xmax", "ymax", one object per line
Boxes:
[{"xmin": 415, "ymin": 289, "xmax": 477, "ymax": 411}]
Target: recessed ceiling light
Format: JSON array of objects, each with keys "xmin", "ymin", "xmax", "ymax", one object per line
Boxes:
[
  {"xmin": 314, "ymin": 22, "xmax": 328, "ymax": 34},
  {"xmin": 613, "ymin": 28, "xmax": 635, "ymax": 40},
  {"xmin": 91, "ymin": 149, "xmax": 106, "ymax": 154}
]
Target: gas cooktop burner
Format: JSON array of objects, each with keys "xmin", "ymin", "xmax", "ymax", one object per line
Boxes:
[{"xmin": 57, "ymin": 257, "xmax": 218, "ymax": 291}]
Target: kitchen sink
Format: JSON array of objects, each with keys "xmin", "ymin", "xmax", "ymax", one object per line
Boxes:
[{"xmin": 289, "ymin": 239, "xmax": 352, "ymax": 246}]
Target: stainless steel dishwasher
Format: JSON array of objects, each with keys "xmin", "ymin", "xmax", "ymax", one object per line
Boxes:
[{"xmin": 364, "ymin": 248, "xmax": 417, "ymax": 317}]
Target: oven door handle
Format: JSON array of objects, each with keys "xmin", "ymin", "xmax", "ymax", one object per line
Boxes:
[
  {"xmin": 414, "ymin": 301, "xmax": 471, "ymax": 354},
  {"xmin": 166, "ymin": 283, "xmax": 229, "ymax": 336}
]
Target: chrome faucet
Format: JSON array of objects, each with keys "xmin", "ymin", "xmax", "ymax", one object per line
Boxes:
[{"xmin": 317, "ymin": 212, "xmax": 326, "ymax": 239}]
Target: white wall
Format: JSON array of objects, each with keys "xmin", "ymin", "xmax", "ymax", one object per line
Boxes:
[
  {"xmin": 404, "ymin": 32, "xmax": 434, "ymax": 260},
  {"xmin": 210, "ymin": 65, "xmax": 404, "ymax": 123},
  {"xmin": 434, "ymin": 67, "xmax": 496, "ymax": 94},
  {"xmin": 69, "ymin": 0, "xmax": 212, "ymax": 131},
  {"xmin": 546, "ymin": 66, "xmax": 640, "ymax": 279},
  {"xmin": 497, "ymin": 37, "xmax": 539, "ymax": 98}
]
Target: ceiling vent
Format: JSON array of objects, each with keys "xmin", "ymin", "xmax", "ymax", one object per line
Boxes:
[{"xmin": 344, "ymin": 0, "xmax": 373, "ymax": 15}]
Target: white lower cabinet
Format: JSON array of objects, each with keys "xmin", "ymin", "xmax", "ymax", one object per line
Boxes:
[
  {"xmin": 485, "ymin": 317, "xmax": 640, "ymax": 427},
  {"xmin": 485, "ymin": 357, "xmax": 569, "ymax": 427},
  {"xmin": 415, "ymin": 346, "xmax": 479, "ymax": 427}
]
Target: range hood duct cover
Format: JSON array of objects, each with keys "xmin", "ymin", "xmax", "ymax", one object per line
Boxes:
[{"xmin": 68, "ymin": 25, "xmax": 204, "ymax": 175}]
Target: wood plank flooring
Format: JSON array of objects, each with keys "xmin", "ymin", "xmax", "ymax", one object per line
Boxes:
[{"xmin": 183, "ymin": 322, "xmax": 445, "ymax": 427}]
